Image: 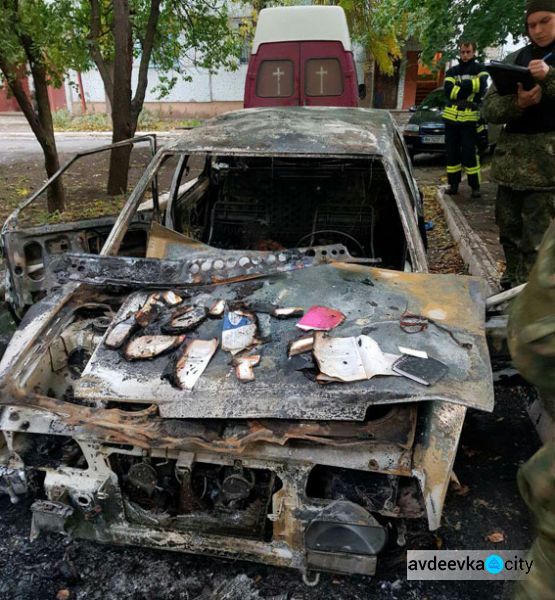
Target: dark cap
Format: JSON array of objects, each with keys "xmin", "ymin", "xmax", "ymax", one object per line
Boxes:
[{"xmin": 526, "ymin": 0, "xmax": 555, "ymax": 17}]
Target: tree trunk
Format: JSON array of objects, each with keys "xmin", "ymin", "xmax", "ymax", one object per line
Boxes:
[
  {"xmin": 41, "ymin": 130, "xmax": 65, "ymax": 213},
  {"xmin": 107, "ymin": 115, "xmax": 137, "ymax": 196},
  {"xmin": 361, "ymin": 57, "xmax": 376, "ymax": 109},
  {"xmin": 90, "ymin": 0, "xmax": 161, "ymax": 196},
  {"xmin": 107, "ymin": 0, "xmax": 134, "ymax": 196},
  {"xmin": 31, "ymin": 63, "xmax": 66, "ymax": 213},
  {"xmin": 0, "ymin": 56, "xmax": 66, "ymax": 213}
]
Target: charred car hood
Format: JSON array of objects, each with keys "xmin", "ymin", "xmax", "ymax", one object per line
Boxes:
[{"xmin": 71, "ymin": 262, "xmax": 493, "ymax": 420}]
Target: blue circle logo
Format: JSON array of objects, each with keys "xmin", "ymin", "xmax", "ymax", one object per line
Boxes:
[{"xmin": 485, "ymin": 554, "xmax": 505, "ymax": 574}]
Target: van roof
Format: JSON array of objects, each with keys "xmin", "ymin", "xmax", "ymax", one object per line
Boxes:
[{"xmin": 252, "ymin": 6, "xmax": 352, "ymax": 54}]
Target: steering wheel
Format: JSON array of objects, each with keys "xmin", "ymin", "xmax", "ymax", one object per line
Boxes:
[{"xmin": 295, "ymin": 230, "xmax": 365, "ymax": 256}]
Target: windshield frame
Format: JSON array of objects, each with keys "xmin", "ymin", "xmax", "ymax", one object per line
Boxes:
[{"xmin": 100, "ymin": 148, "xmax": 427, "ymax": 272}]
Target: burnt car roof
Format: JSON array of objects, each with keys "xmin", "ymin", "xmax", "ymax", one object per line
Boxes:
[{"xmin": 164, "ymin": 107, "xmax": 400, "ymax": 157}]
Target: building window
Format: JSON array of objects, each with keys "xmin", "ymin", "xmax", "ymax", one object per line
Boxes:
[
  {"xmin": 256, "ymin": 60, "xmax": 294, "ymax": 98},
  {"xmin": 305, "ymin": 58, "xmax": 343, "ymax": 97}
]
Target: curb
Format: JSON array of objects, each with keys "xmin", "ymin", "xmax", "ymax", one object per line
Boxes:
[
  {"xmin": 437, "ymin": 187, "xmax": 555, "ymax": 441},
  {"xmin": 436, "ymin": 187, "xmax": 502, "ymax": 295}
]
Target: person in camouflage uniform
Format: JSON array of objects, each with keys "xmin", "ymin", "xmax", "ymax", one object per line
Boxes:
[
  {"xmin": 482, "ymin": 0, "xmax": 555, "ymax": 288},
  {"xmin": 508, "ymin": 220, "xmax": 555, "ymax": 599}
]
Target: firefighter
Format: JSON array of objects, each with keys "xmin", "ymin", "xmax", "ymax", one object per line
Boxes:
[{"xmin": 443, "ymin": 42, "xmax": 489, "ymax": 198}]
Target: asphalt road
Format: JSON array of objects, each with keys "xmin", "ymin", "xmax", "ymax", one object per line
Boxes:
[
  {"xmin": 0, "ymin": 116, "xmax": 176, "ymax": 166},
  {"xmin": 0, "ymin": 133, "xmax": 179, "ymax": 167},
  {"xmin": 0, "ymin": 134, "xmax": 105, "ymax": 165}
]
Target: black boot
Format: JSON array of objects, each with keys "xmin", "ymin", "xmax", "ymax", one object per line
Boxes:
[
  {"xmin": 471, "ymin": 188, "xmax": 482, "ymax": 199},
  {"xmin": 445, "ymin": 186, "xmax": 459, "ymax": 196}
]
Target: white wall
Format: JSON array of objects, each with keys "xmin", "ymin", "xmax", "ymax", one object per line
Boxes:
[{"xmin": 73, "ymin": 61, "xmax": 248, "ymax": 106}]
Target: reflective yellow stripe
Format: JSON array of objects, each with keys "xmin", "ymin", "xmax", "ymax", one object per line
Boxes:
[
  {"xmin": 443, "ymin": 103, "xmax": 480, "ymax": 122},
  {"xmin": 472, "ymin": 77, "xmax": 480, "ymax": 93},
  {"xmin": 477, "ymin": 125, "xmax": 486, "ymax": 132},
  {"xmin": 447, "ymin": 164, "xmax": 462, "ymax": 173},
  {"xmin": 450, "ymin": 85, "xmax": 461, "ymax": 100},
  {"xmin": 465, "ymin": 166, "xmax": 481, "ymax": 174},
  {"xmin": 445, "ymin": 77, "xmax": 457, "ymax": 84},
  {"xmin": 479, "ymin": 71, "xmax": 489, "ymax": 78},
  {"xmin": 468, "ymin": 93, "xmax": 475, "ymax": 102}
]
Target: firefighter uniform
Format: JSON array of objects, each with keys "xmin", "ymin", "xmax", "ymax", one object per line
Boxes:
[{"xmin": 443, "ymin": 59, "xmax": 489, "ymax": 193}]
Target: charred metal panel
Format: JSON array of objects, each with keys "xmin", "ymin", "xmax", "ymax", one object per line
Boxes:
[
  {"xmin": 0, "ymin": 400, "xmax": 416, "ymax": 464},
  {"xmin": 2, "ymin": 215, "xmax": 151, "ymax": 317},
  {"xmin": 74, "ymin": 265, "xmax": 493, "ymax": 418},
  {"xmin": 412, "ymin": 401, "xmax": 467, "ymax": 530},
  {"xmin": 49, "ymin": 244, "xmax": 363, "ymax": 288}
]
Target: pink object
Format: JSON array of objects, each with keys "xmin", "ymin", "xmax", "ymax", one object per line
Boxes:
[{"xmin": 296, "ymin": 306, "xmax": 346, "ymax": 332}]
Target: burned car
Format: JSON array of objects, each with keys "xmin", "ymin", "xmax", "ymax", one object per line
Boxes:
[{"xmin": 0, "ymin": 108, "xmax": 493, "ymax": 581}]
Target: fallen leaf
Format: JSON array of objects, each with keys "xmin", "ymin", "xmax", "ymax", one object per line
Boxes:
[
  {"xmin": 56, "ymin": 590, "xmax": 70, "ymax": 600},
  {"xmin": 434, "ymin": 534, "xmax": 443, "ymax": 549},
  {"xmin": 474, "ymin": 498, "xmax": 494, "ymax": 509},
  {"xmin": 453, "ymin": 483, "xmax": 470, "ymax": 497},
  {"xmin": 449, "ymin": 471, "xmax": 461, "ymax": 486},
  {"xmin": 486, "ymin": 531, "xmax": 505, "ymax": 543}
]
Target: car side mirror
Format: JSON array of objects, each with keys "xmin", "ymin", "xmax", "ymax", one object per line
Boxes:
[
  {"xmin": 358, "ymin": 83, "xmax": 367, "ymax": 100},
  {"xmin": 409, "ymin": 105, "xmax": 418, "ymax": 113}
]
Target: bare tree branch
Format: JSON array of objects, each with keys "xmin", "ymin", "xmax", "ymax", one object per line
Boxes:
[{"xmin": 89, "ymin": 0, "xmax": 115, "ymax": 104}]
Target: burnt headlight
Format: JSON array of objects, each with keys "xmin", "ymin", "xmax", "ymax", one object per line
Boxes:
[{"xmin": 305, "ymin": 500, "xmax": 388, "ymax": 575}]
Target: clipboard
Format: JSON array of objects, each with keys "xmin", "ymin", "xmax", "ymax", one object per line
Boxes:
[{"xmin": 486, "ymin": 61, "xmax": 536, "ymax": 96}]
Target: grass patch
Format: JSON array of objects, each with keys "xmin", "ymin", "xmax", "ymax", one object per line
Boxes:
[
  {"xmin": 52, "ymin": 108, "xmax": 202, "ymax": 132},
  {"xmin": 19, "ymin": 195, "xmax": 127, "ymax": 227},
  {"xmin": 0, "ymin": 172, "xmax": 34, "ymax": 222}
]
